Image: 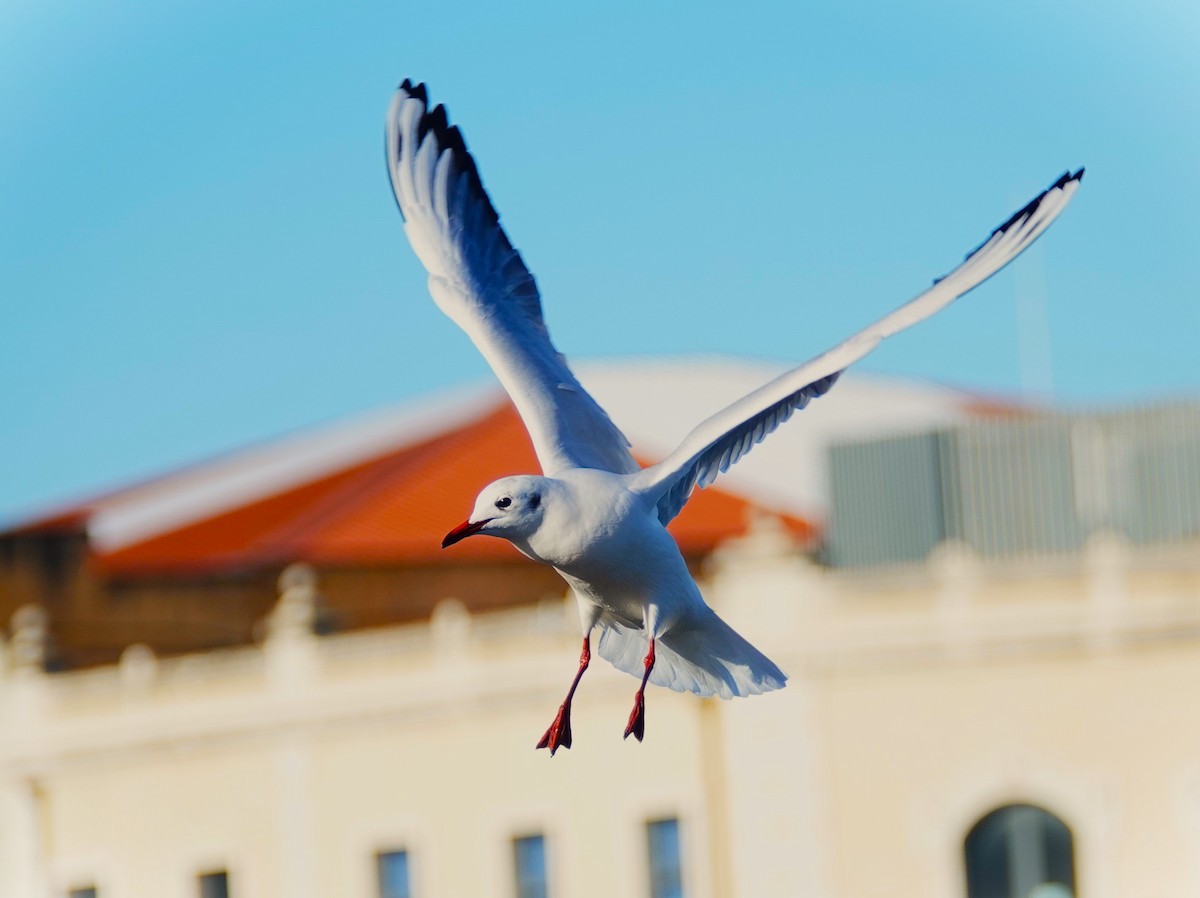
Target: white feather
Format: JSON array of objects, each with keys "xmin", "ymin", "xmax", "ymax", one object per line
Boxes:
[{"xmin": 598, "ymin": 608, "xmax": 786, "ymax": 699}]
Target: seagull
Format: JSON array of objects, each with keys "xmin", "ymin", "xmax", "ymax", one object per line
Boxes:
[{"xmin": 385, "ymin": 79, "xmax": 1083, "ymax": 755}]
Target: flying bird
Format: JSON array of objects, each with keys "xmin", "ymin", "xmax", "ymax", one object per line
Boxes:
[{"xmin": 384, "ymin": 79, "xmax": 1083, "ymax": 755}]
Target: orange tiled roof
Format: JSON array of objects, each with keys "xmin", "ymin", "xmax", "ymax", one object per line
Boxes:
[{"xmin": 95, "ymin": 402, "xmax": 814, "ymax": 576}]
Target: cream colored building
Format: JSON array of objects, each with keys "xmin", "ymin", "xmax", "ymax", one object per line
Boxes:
[
  {"xmin": 1, "ymin": 362, "xmax": 1198, "ymax": 898},
  {"xmin": 3, "ymin": 526, "xmax": 1200, "ymax": 898}
]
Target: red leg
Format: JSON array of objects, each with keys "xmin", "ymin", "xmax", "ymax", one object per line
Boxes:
[
  {"xmin": 537, "ymin": 636, "xmax": 591, "ymax": 756},
  {"xmin": 623, "ymin": 637, "xmax": 656, "ymax": 742}
]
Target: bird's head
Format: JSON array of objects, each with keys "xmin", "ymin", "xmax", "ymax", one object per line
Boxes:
[{"xmin": 442, "ymin": 475, "xmax": 548, "ymax": 548}]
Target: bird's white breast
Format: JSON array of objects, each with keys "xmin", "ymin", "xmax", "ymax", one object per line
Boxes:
[{"xmin": 520, "ymin": 469, "xmax": 697, "ymax": 626}]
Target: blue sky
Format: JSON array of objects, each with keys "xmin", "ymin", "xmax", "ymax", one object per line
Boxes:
[{"xmin": 2, "ymin": 0, "xmax": 1197, "ymax": 521}]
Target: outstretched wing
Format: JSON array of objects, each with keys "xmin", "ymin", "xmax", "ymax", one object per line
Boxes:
[
  {"xmin": 633, "ymin": 169, "xmax": 1085, "ymax": 525},
  {"xmin": 385, "ymin": 81, "xmax": 638, "ymax": 476}
]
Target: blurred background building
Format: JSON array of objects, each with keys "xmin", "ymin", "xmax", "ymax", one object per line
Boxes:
[{"xmin": 1, "ymin": 357, "xmax": 1198, "ymax": 898}]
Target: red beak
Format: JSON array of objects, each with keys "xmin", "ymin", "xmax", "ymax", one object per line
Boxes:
[{"xmin": 442, "ymin": 518, "xmax": 490, "ymax": 549}]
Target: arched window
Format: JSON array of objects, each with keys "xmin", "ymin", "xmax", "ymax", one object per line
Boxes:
[{"xmin": 964, "ymin": 803, "xmax": 1076, "ymax": 898}]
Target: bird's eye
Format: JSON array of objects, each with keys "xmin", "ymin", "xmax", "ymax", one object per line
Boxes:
[{"xmin": 495, "ymin": 497, "xmax": 512, "ymax": 509}]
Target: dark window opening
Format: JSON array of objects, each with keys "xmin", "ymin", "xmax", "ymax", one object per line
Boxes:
[
  {"xmin": 198, "ymin": 870, "xmax": 230, "ymax": 898},
  {"xmin": 965, "ymin": 803, "xmax": 1076, "ymax": 898},
  {"xmin": 376, "ymin": 849, "xmax": 411, "ymax": 898},
  {"xmin": 647, "ymin": 817, "xmax": 684, "ymax": 898},
  {"xmin": 513, "ymin": 833, "xmax": 548, "ymax": 898}
]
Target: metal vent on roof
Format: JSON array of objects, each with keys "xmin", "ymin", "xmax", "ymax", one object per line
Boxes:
[
  {"xmin": 827, "ymin": 433, "xmax": 946, "ymax": 568},
  {"xmin": 826, "ymin": 402, "xmax": 1200, "ymax": 568}
]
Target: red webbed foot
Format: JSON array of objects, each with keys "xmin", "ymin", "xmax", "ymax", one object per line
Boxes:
[
  {"xmin": 536, "ymin": 703, "xmax": 573, "ymax": 755},
  {"xmin": 536, "ymin": 636, "xmax": 591, "ymax": 757},
  {"xmin": 623, "ymin": 691, "xmax": 646, "ymax": 742},
  {"xmin": 623, "ymin": 636, "xmax": 655, "ymax": 743}
]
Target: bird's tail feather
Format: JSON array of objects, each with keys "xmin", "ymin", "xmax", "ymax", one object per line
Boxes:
[{"xmin": 597, "ymin": 608, "xmax": 786, "ymax": 699}]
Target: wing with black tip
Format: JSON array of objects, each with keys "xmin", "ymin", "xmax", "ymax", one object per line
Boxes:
[
  {"xmin": 633, "ymin": 169, "xmax": 1084, "ymax": 525},
  {"xmin": 385, "ymin": 81, "xmax": 638, "ymax": 476}
]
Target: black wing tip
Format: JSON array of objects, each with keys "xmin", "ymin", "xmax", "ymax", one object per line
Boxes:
[
  {"xmin": 390, "ymin": 81, "xmax": 471, "ymax": 171},
  {"xmin": 961, "ymin": 166, "xmax": 1085, "ymax": 264},
  {"xmin": 1053, "ymin": 167, "xmax": 1086, "ymax": 190},
  {"xmin": 428, "ymin": 103, "xmax": 449, "ymax": 133},
  {"xmin": 387, "ymin": 79, "xmax": 502, "ymax": 231},
  {"xmin": 424, "ymin": 102, "xmax": 492, "ymax": 222},
  {"xmin": 397, "ymin": 78, "xmax": 428, "ymax": 105}
]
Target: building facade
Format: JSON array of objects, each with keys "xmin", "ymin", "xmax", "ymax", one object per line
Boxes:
[
  {"xmin": 3, "ymin": 525, "xmax": 1200, "ymax": 898},
  {"xmin": 2, "ymin": 361, "xmax": 1198, "ymax": 898}
]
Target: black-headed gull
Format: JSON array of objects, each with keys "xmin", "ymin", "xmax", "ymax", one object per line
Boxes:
[{"xmin": 385, "ymin": 80, "xmax": 1082, "ymax": 754}]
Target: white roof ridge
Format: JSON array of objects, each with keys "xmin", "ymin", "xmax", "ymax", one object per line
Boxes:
[{"xmin": 88, "ymin": 382, "xmax": 503, "ymax": 553}]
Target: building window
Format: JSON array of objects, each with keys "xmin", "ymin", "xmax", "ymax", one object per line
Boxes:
[
  {"xmin": 198, "ymin": 870, "xmax": 229, "ymax": 898},
  {"xmin": 646, "ymin": 817, "xmax": 684, "ymax": 898},
  {"xmin": 513, "ymin": 834, "xmax": 548, "ymax": 898},
  {"xmin": 964, "ymin": 804, "xmax": 1076, "ymax": 898},
  {"xmin": 376, "ymin": 849, "xmax": 411, "ymax": 898},
  {"xmin": 68, "ymin": 888, "xmax": 98, "ymax": 898}
]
